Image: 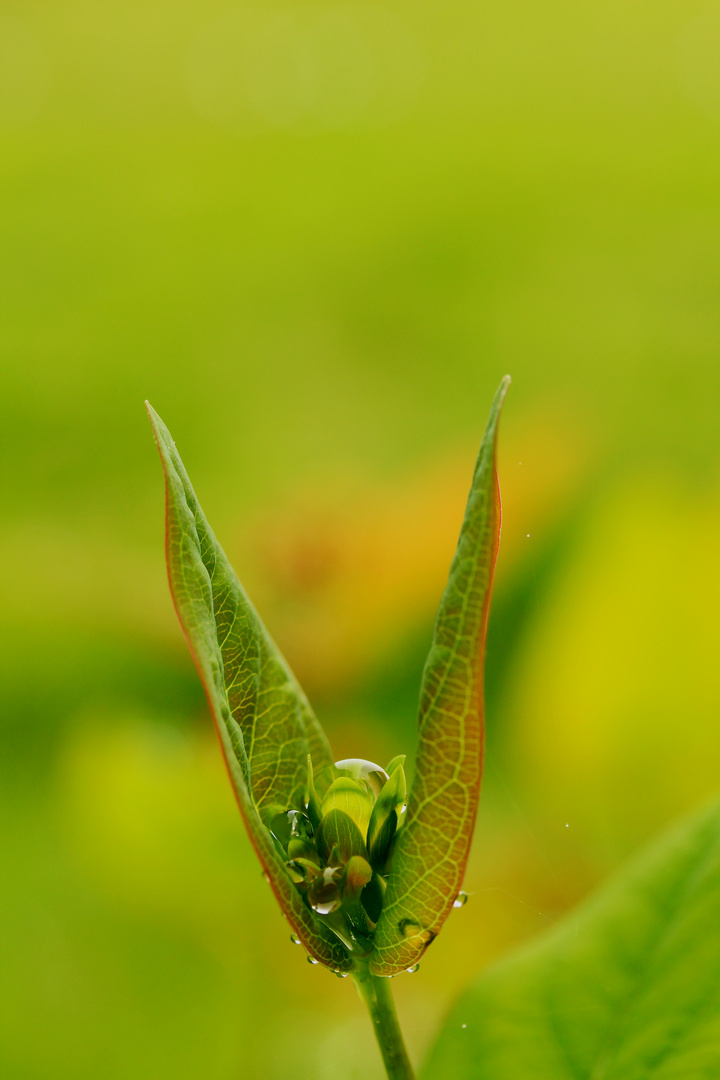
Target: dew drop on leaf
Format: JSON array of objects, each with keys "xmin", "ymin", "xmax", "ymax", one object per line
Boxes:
[
  {"xmin": 334, "ymin": 971, "xmax": 349, "ymax": 979},
  {"xmin": 398, "ymin": 918, "xmax": 423, "ymax": 938},
  {"xmin": 453, "ymin": 891, "xmax": 469, "ymax": 908},
  {"xmin": 290, "ymin": 933, "xmax": 301, "ymax": 945},
  {"xmin": 406, "ymin": 963, "xmax": 420, "ymax": 974},
  {"xmin": 307, "ymin": 956, "xmax": 319, "ymax": 965}
]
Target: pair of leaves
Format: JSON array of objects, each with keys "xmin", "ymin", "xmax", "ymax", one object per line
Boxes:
[
  {"xmin": 422, "ymin": 799, "xmax": 720, "ymax": 1078},
  {"xmin": 147, "ymin": 375, "xmax": 508, "ymax": 975}
]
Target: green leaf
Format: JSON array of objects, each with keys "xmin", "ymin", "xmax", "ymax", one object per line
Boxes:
[
  {"xmin": 322, "ymin": 777, "xmax": 375, "ymax": 839},
  {"xmin": 305, "ymin": 754, "xmax": 323, "ymax": 829},
  {"xmin": 316, "ymin": 809, "xmax": 368, "ymax": 864},
  {"xmin": 422, "ymin": 799, "xmax": 720, "ymax": 1079},
  {"xmin": 385, "ymin": 754, "xmax": 407, "ymax": 777},
  {"xmin": 146, "ymin": 403, "xmax": 350, "ymax": 972},
  {"xmin": 367, "ymin": 763, "xmax": 406, "ymax": 869},
  {"xmin": 371, "ymin": 376, "xmax": 509, "ymax": 976}
]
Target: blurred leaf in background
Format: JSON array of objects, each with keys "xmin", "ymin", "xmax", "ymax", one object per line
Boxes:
[
  {"xmin": 1, "ymin": 0, "xmax": 720, "ymax": 1077},
  {"xmin": 423, "ymin": 798, "xmax": 720, "ymax": 1079}
]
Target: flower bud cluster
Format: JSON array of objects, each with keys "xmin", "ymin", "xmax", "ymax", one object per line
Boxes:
[{"xmin": 266, "ymin": 756, "xmax": 406, "ymax": 953}]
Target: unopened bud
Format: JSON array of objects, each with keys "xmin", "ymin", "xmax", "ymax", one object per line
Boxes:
[{"xmin": 321, "ymin": 778, "xmax": 374, "ymax": 840}]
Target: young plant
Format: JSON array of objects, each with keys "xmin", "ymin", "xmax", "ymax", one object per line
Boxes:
[
  {"xmin": 147, "ymin": 377, "xmax": 510, "ymax": 1080},
  {"xmin": 148, "ymin": 380, "xmax": 720, "ymax": 1078}
]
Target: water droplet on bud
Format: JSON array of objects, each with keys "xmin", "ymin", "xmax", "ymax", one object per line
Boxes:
[
  {"xmin": 307, "ymin": 956, "xmax": 319, "ymax": 965},
  {"xmin": 334, "ymin": 759, "xmax": 389, "ymax": 798},
  {"xmin": 334, "ymin": 971, "xmax": 348, "ymax": 979},
  {"xmin": 311, "ymin": 897, "xmax": 342, "ymax": 915},
  {"xmin": 406, "ymin": 963, "xmax": 420, "ymax": 974},
  {"xmin": 453, "ymin": 891, "xmax": 469, "ymax": 908}
]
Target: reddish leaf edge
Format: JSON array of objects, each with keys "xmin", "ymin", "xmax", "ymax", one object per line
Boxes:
[
  {"xmin": 369, "ymin": 374, "xmax": 509, "ymax": 976},
  {"xmin": 146, "ymin": 401, "xmax": 351, "ymax": 972}
]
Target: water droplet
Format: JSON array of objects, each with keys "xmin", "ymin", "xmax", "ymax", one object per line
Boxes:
[
  {"xmin": 334, "ymin": 758, "xmax": 389, "ymax": 797},
  {"xmin": 399, "ymin": 918, "xmax": 421, "ymax": 937},
  {"xmin": 290, "ymin": 933, "xmax": 301, "ymax": 945},
  {"xmin": 311, "ymin": 897, "xmax": 342, "ymax": 915},
  {"xmin": 308, "ymin": 867, "xmax": 343, "ymax": 915},
  {"xmin": 453, "ymin": 891, "xmax": 469, "ymax": 908},
  {"xmin": 261, "ymin": 871, "xmax": 270, "ymax": 883},
  {"xmin": 406, "ymin": 963, "xmax": 420, "ymax": 974},
  {"xmin": 399, "ymin": 918, "xmax": 435, "ymax": 944},
  {"xmin": 287, "ymin": 860, "xmax": 307, "ymax": 884},
  {"xmin": 307, "ymin": 956, "xmax": 319, "ymax": 965},
  {"xmin": 270, "ymin": 809, "xmax": 315, "ymax": 850},
  {"xmin": 334, "ymin": 971, "xmax": 349, "ymax": 979}
]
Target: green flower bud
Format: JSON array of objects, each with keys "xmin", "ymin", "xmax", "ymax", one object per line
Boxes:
[
  {"xmin": 343, "ymin": 854, "xmax": 373, "ymax": 904},
  {"xmin": 287, "ymin": 836, "xmax": 320, "ymax": 863},
  {"xmin": 286, "ymin": 857, "xmax": 321, "ymax": 885},
  {"xmin": 335, "ymin": 758, "xmax": 389, "ymax": 799},
  {"xmin": 321, "ymin": 777, "xmax": 375, "ymax": 840},
  {"xmin": 316, "ymin": 808, "xmax": 368, "ymax": 864},
  {"xmin": 360, "ymin": 871, "xmax": 386, "ymax": 924},
  {"xmin": 338, "ymin": 855, "xmax": 374, "ymax": 945}
]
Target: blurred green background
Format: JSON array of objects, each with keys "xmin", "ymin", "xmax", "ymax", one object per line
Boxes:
[{"xmin": 1, "ymin": 1, "xmax": 719, "ymax": 1077}]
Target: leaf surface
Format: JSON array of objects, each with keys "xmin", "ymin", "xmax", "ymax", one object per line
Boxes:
[
  {"xmin": 371, "ymin": 377, "xmax": 509, "ymax": 976},
  {"xmin": 422, "ymin": 799, "xmax": 720, "ymax": 1079},
  {"xmin": 147, "ymin": 403, "xmax": 350, "ymax": 971}
]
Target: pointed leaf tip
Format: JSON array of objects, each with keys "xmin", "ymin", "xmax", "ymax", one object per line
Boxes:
[
  {"xmin": 147, "ymin": 408, "xmax": 349, "ymax": 971},
  {"xmin": 370, "ymin": 377, "xmax": 509, "ymax": 976}
]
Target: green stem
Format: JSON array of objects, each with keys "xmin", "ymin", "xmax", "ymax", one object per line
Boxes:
[{"xmin": 352, "ymin": 966, "xmax": 415, "ymax": 1080}]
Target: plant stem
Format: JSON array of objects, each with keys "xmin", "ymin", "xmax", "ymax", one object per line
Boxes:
[{"xmin": 352, "ymin": 966, "xmax": 415, "ymax": 1080}]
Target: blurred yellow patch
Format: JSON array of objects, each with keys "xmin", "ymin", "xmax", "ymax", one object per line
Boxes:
[
  {"xmin": 0, "ymin": 523, "xmax": 171, "ymax": 638},
  {"xmin": 509, "ymin": 474, "xmax": 720, "ymax": 863},
  {"xmin": 58, "ymin": 716, "xmax": 258, "ymax": 941}
]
